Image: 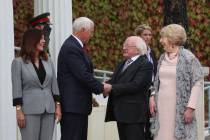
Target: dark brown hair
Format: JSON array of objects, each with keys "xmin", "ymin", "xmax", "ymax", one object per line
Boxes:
[{"xmin": 20, "ymin": 29, "xmax": 48, "ymax": 63}]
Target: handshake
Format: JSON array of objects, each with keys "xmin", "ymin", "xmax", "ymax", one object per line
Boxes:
[{"xmin": 103, "ymin": 83, "xmax": 112, "ymax": 97}]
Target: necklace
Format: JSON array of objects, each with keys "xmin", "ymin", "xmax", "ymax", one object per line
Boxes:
[
  {"xmin": 166, "ymin": 52, "xmax": 178, "ymax": 60},
  {"xmin": 168, "ymin": 53, "xmax": 178, "ymax": 60}
]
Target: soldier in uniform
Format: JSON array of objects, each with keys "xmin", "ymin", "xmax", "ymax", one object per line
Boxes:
[{"xmin": 28, "ymin": 12, "xmax": 52, "ymax": 52}]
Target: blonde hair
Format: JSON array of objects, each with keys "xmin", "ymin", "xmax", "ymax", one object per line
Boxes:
[
  {"xmin": 134, "ymin": 24, "xmax": 152, "ymax": 36},
  {"xmin": 160, "ymin": 24, "xmax": 187, "ymax": 46}
]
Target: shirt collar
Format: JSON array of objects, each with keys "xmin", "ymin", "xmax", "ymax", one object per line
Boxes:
[
  {"xmin": 147, "ymin": 46, "xmax": 151, "ymax": 53},
  {"xmin": 130, "ymin": 54, "xmax": 140, "ymax": 62},
  {"xmin": 72, "ymin": 34, "xmax": 83, "ymax": 48}
]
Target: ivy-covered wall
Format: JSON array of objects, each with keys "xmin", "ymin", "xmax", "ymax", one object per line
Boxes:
[
  {"xmin": 13, "ymin": 0, "xmax": 33, "ymax": 47},
  {"xmin": 73, "ymin": 0, "xmax": 163, "ymax": 70},
  {"xmin": 13, "ymin": 0, "xmax": 210, "ymax": 76},
  {"xmin": 187, "ymin": 1, "xmax": 210, "ymax": 69},
  {"xmin": 72, "ymin": 0, "xmax": 210, "ymax": 72}
]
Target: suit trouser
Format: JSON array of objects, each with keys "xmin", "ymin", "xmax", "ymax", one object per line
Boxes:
[
  {"xmin": 20, "ymin": 112, "xmax": 54, "ymax": 140},
  {"xmin": 145, "ymin": 111, "xmax": 153, "ymax": 140},
  {"xmin": 117, "ymin": 122, "xmax": 145, "ymax": 140},
  {"xmin": 60, "ymin": 112, "xmax": 88, "ymax": 140}
]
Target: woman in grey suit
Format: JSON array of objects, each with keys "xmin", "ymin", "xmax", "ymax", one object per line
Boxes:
[{"xmin": 11, "ymin": 29, "xmax": 61, "ymax": 140}]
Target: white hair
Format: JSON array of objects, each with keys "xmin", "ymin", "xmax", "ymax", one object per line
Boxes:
[
  {"xmin": 73, "ymin": 17, "xmax": 94, "ymax": 32},
  {"xmin": 136, "ymin": 37, "xmax": 147, "ymax": 55}
]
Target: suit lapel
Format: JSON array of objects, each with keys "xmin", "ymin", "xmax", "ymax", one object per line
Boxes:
[
  {"xmin": 112, "ymin": 61, "xmax": 126, "ymax": 81},
  {"xmin": 25, "ymin": 62, "xmax": 42, "ymax": 87},
  {"xmin": 117, "ymin": 55, "xmax": 146, "ymax": 80},
  {"xmin": 70, "ymin": 35, "xmax": 83, "ymax": 49},
  {"xmin": 70, "ymin": 35, "xmax": 91, "ymax": 68},
  {"xmin": 42, "ymin": 60, "xmax": 50, "ymax": 87},
  {"xmin": 127, "ymin": 56, "xmax": 144, "ymax": 71},
  {"xmin": 150, "ymin": 50, "xmax": 157, "ymax": 76},
  {"xmin": 83, "ymin": 53, "xmax": 91, "ymax": 68}
]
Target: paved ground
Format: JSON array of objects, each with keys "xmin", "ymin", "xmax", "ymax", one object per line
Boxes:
[{"xmin": 206, "ymin": 135, "xmax": 210, "ymax": 140}]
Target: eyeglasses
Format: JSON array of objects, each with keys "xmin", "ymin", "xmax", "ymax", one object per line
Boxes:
[
  {"xmin": 123, "ymin": 46, "xmax": 136, "ymax": 49},
  {"xmin": 141, "ymin": 33, "xmax": 152, "ymax": 36}
]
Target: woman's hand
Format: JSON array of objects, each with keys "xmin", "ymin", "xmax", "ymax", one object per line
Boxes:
[
  {"xmin": 55, "ymin": 103, "xmax": 62, "ymax": 123},
  {"xmin": 149, "ymin": 96, "xmax": 156, "ymax": 117},
  {"xmin": 16, "ymin": 106, "xmax": 25, "ymax": 128},
  {"xmin": 184, "ymin": 107, "xmax": 195, "ymax": 124}
]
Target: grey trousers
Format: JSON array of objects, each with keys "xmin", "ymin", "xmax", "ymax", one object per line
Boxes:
[{"xmin": 20, "ymin": 113, "xmax": 55, "ymax": 140}]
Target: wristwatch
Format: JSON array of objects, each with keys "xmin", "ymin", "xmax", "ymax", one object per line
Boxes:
[{"xmin": 56, "ymin": 102, "xmax": 60, "ymax": 105}]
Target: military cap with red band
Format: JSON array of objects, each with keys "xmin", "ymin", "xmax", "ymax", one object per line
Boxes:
[{"xmin": 29, "ymin": 12, "xmax": 51, "ymax": 27}]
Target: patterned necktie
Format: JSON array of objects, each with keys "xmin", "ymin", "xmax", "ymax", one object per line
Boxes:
[{"xmin": 122, "ymin": 59, "xmax": 133, "ymax": 72}]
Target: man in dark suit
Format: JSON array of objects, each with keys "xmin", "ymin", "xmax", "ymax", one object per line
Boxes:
[
  {"xmin": 135, "ymin": 24, "xmax": 158, "ymax": 140},
  {"xmin": 57, "ymin": 17, "xmax": 108, "ymax": 140},
  {"xmin": 105, "ymin": 36, "xmax": 153, "ymax": 140}
]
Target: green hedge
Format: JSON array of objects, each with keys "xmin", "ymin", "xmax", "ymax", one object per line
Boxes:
[
  {"xmin": 14, "ymin": 0, "xmax": 210, "ymax": 77},
  {"xmin": 72, "ymin": 0, "xmax": 210, "ymax": 73},
  {"xmin": 13, "ymin": 0, "xmax": 34, "ymax": 47},
  {"xmin": 73, "ymin": 0, "xmax": 163, "ymax": 70}
]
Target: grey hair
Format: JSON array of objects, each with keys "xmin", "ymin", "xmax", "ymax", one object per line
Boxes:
[
  {"xmin": 73, "ymin": 17, "xmax": 94, "ymax": 32},
  {"xmin": 136, "ymin": 37, "xmax": 147, "ymax": 55}
]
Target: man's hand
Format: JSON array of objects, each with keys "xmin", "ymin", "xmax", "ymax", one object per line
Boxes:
[
  {"xmin": 103, "ymin": 83, "xmax": 112, "ymax": 97},
  {"xmin": 92, "ymin": 97, "xmax": 99, "ymax": 107}
]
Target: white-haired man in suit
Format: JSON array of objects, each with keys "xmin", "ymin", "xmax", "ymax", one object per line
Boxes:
[{"xmin": 104, "ymin": 36, "xmax": 153, "ymax": 140}]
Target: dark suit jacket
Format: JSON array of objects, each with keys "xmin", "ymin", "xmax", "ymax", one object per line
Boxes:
[
  {"xmin": 57, "ymin": 35, "xmax": 103, "ymax": 115},
  {"xmin": 105, "ymin": 55, "xmax": 153, "ymax": 123},
  {"xmin": 150, "ymin": 49, "xmax": 157, "ymax": 79}
]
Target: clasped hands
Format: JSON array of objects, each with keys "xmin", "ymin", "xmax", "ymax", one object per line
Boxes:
[{"xmin": 103, "ymin": 83, "xmax": 112, "ymax": 97}]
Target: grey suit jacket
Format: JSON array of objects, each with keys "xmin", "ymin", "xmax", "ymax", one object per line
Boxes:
[{"xmin": 11, "ymin": 57, "xmax": 59, "ymax": 114}]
